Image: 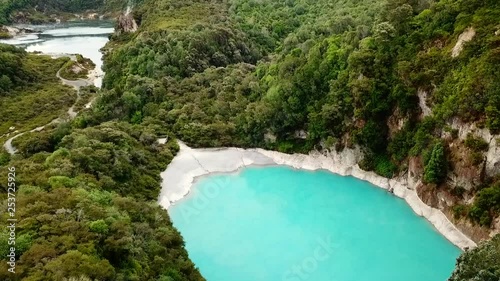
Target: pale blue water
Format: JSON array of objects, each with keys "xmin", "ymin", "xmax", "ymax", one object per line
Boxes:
[
  {"xmin": 169, "ymin": 166, "xmax": 461, "ymax": 281},
  {"xmin": 0, "ymin": 21, "xmax": 114, "ymax": 87},
  {"xmin": 0, "ymin": 21, "xmax": 114, "ymax": 69}
]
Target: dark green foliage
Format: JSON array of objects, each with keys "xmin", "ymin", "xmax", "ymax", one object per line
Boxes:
[
  {"xmin": 463, "ymin": 134, "xmax": 490, "ymax": 166},
  {"xmin": 0, "ymin": 46, "xmax": 76, "ymax": 135},
  {"xmin": 26, "ymin": 0, "xmax": 114, "ymax": 12},
  {"xmin": 409, "ymin": 117, "xmax": 438, "ymax": 157},
  {"xmin": 423, "ymin": 142, "xmax": 447, "ymax": 184},
  {"xmin": 464, "ymin": 134, "xmax": 490, "ymax": 152},
  {"xmin": 0, "ymin": 122, "xmax": 202, "ymax": 281},
  {"xmin": 103, "ymin": 1, "xmax": 262, "ymax": 89},
  {"xmin": 388, "ymin": 124, "xmax": 416, "ymax": 162},
  {"xmin": 2, "ymin": 0, "xmax": 500, "ymax": 279},
  {"xmin": 360, "ymin": 152, "xmax": 397, "ymax": 178},
  {"xmin": 0, "ymin": 151, "xmax": 9, "ymax": 165},
  {"xmin": 452, "ymin": 204, "xmax": 468, "ymax": 220},
  {"xmin": 98, "ymin": 0, "xmax": 500, "ymax": 167},
  {"xmin": 0, "ymin": 0, "xmax": 129, "ymax": 24},
  {"xmin": 469, "ymin": 182, "xmax": 500, "ymax": 226},
  {"xmin": 0, "ymin": 44, "xmax": 33, "ymax": 95},
  {"xmin": 448, "ymin": 234, "xmax": 500, "ymax": 281}
]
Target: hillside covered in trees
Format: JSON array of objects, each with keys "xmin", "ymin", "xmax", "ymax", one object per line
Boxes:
[
  {"xmin": 0, "ymin": 45, "xmax": 76, "ymax": 136},
  {"xmin": 0, "ymin": 0, "xmax": 500, "ymax": 280},
  {"xmin": 96, "ymin": 0, "xmax": 500, "ymax": 279},
  {"xmin": 99, "ymin": 0, "xmax": 500, "ymax": 232},
  {"xmin": 0, "ymin": 0, "xmax": 131, "ymax": 24},
  {"xmin": 0, "ymin": 121, "xmax": 204, "ymax": 280}
]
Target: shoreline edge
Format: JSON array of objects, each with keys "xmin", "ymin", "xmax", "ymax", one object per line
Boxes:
[{"xmin": 158, "ymin": 141, "xmax": 477, "ymax": 250}]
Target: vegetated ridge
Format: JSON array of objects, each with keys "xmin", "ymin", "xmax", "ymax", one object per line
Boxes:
[{"xmin": 0, "ymin": 0, "xmax": 499, "ymax": 280}]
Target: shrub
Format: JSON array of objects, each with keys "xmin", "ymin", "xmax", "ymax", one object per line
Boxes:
[
  {"xmin": 469, "ymin": 183, "xmax": 500, "ymax": 226},
  {"xmin": 89, "ymin": 220, "xmax": 109, "ymax": 234},
  {"xmin": 423, "ymin": 142, "xmax": 447, "ymax": 184},
  {"xmin": 452, "ymin": 204, "xmax": 468, "ymax": 220},
  {"xmin": 360, "ymin": 152, "xmax": 397, "ymax": 178},
  {"xmin": 464, "ymin": 133, "xmax": 489, "ymax": 152}
]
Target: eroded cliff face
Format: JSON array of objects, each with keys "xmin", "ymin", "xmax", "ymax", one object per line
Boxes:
[
  {"xmin": 384, "ymin": 114, "xmax": 499, "ymax": 243},
  {"xmin": 447, "ymin": 119, "xmax": 500, "ymax": 178},
  {"xmin": 387, "ymin": 106, "xmax": 407, "ymax": 138},
  {"xmin": 376, "ymin": 22, "xmax": 500, "ymax": 241},
  {"xmin": 0, "ymin": 25, "xmax": 36, "ymax": 37},
  {"xmin": 116, "ymin": 12, "xmax": 138, "ymax": 34}
]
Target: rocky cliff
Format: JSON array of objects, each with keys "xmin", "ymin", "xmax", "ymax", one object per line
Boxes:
[
  {"xmin": 385, "ymin": 112, "xmax": 500, "ymax": 243},
  {"xmin": 115, "ymin": 10, "xmax": 137, "ymax": 34}
]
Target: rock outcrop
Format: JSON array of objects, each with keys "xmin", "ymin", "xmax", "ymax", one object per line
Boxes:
[
  {"xmin": 0, "ymin": 25, "xmax": 36, "ymax": 37},
  {"xmin": 452, "ymin": 27, "xmax": 476, "ymax": 58},
  {"xmin": 387, "ymin": 106, "xmax": 407, "ymax": 138},
  {"xmin": 448, "ymin": 118, "xmax": 500, "ymax": 177},
  {"xmin": 414, "ymin": 118, "xmax": 500, "ymax": 242},
  {"xmin": 116, "ymin": 12, "xmax": 138, "ymax": 34}
]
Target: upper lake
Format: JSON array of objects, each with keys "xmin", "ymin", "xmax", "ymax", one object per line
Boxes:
[
  {"xmin": 0, "ymin": 20, "xmax": 114, "ymax": 87},
  {"xmin": 169, "ymin": 166, "xmax": 461, "ymax": 281}
]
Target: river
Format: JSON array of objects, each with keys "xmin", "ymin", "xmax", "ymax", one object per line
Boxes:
[{"xmin": 0, "ymin": 20, "xmax": 114, "ymax": 87}]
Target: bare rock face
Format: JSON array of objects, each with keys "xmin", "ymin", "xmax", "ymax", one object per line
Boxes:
[
  {"xmin": 11, "ymin": 12, "xmax": 30, "ymax": 24},
  {"xmin": 407, "ymin": 156, "xmax": 423, "ymax": 190},
  {"xmin": 387, "ymin": 106, "xmax": 407, "ymax": 138},
  {"xmin": 448, "ymin": 118, "xmax": 500, "ymax": 177},
  {"xmin": 1, "ymin": 25, "xmax": 36, "ymax": 37},
  {"xmin": 264, "ymin": 131, "xmax": 277, "ymax": 143},
  {"xmin": 449, "ymin": 216, "xmax": 491, "ymax": 243},
  {"xmin": 294, "ymin": 130, "xmax": 308, "ymax": 139},
  {"xmin": 452, "ymin": 27, "xmax": 476, "ymax": 57},
  {"xmin": 485, "ymin": 136, "xmax": 500, "ymax": 176},
  {"xmin": 116, "ymin": 13, "xmax": 138, "ymax": 34},
  {"xmin": 448, "ymin": 141, "xmax": 484, "ymax": 191},
  {"xmin": 417, "ymin": 88, "xmax": 432, "ymax": 118}
]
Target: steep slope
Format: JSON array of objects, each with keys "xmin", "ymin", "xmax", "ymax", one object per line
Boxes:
[
  {"xmin": 0, "ymin": 44, "xmax": 76, "ymax": 136},
  {"xmin": 98, "ymin": 0, "xmax": 500, "ymax": 235},
  {"xmin": 92, "ymin": 0, "xmax": 500, "ymax": 279},
  {"xmin": 1, "ymin": 0, "xmax": 499, "ymax": 280},
  {"xmin": 449, "ymin": 235, "xmax": 500, "ymax": 280}
]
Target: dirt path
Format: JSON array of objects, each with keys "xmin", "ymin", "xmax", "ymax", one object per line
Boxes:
[{"xmin": 3, "ymin": 60, "xmax": 94, "ymax": 155}]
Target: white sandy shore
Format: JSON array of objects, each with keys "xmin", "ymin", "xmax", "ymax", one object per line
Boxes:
[{"xmin": 158, "ymin": 141, "xmax": 477, "ymax": 250}]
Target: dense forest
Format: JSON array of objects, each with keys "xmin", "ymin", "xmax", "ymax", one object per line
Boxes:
[
  {"xmin": 0, "ymin": 0, "xmax": 499, "ymax": 280},
  {"xmin": 0, "ymin": 20, "xmax": 203, "ymax": 280},
  {"xmin": 0, "ymin": 45, "xmax": 76, "ymax": 135},
  {"xmin": 0, "ymin": 0, "xmax": 131, "ymax": 24},
  {"xmin": 0, "ymin": 121, "xmax": 204, "ymax": 280},
  {"xmin": 99, "ymin": 0, "xmax": 500, "ymax": 227}
]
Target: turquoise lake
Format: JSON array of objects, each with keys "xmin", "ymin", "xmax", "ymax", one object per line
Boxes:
[{"xmin": 169, "ymin": 166, "xmax": 461, "ymax": 281}]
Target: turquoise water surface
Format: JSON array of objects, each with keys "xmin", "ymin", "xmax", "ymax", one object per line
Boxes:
[{"xmin": 169, "ymin": 166, "xmax": 461, "ymax": 281}]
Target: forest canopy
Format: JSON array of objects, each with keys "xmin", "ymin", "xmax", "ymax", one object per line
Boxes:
[
  {"xmin": 0, "ymin": 0, "xmax": 131, "ymax": 23},
  {"xmin": 1, "ymin": 0, "xmax": 500, "ymax": 280}
]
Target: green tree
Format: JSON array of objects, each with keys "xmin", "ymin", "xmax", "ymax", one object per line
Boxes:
[
  {"xmin": 423, "ymin": 142, "xmax": 447, "ymax": 184},
  {"xmin": 448, "ymin": 235, "xmax": 500, "ymax": 281}
]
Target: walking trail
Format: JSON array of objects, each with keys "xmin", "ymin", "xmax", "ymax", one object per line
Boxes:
[{"xmin": 3, "ymin": 57, "xmax": 95, "ymax": 155}]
